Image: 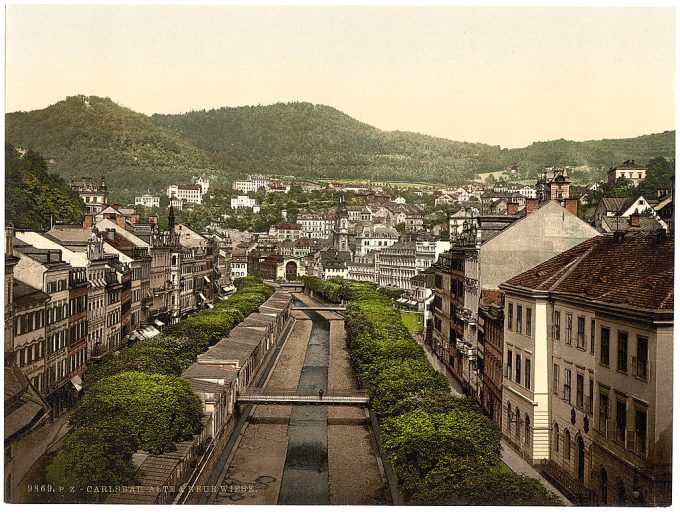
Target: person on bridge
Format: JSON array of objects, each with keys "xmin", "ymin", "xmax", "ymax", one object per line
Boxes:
[{"xmin": 318, "ymin": 389, "xmax": 324, "ymax": 400}]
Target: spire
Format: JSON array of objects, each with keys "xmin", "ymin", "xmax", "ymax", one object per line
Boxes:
[{"xmin": 168, "ymin": 204, "xmax": 176, "ymax": 234}]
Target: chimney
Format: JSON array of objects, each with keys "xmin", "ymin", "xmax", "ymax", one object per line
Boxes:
[
  {"xmin": 148, "ymin": 215, "xmax": 158, "ymax": 226},
  {"xmin": 130, "ymin": 213, "xmax": 141, "ymax": 225},
  {"xmin": 115, "ymin": 214, "xmax": 126, "ymax": 229},
  {"xmin": 526, "ymin": 198, "xmax": 540, "ymax": 215},
  {"xmin": 105, "ymin": 228, "xmax": 116, "ymax": 241},
  {"xmin": 613, "ymin": 231, "xmax": 625, "ymax": 244},
  {"xmin": 83, "ymin": 214, "xmax": 94, "ymax": 229},
  {"xmin": 507, "ymin": 202, "xmax": 519, "ymax": 216},
  {"xmin": 629, "ymin": 210, "xmax": 641, "ymax": 227},
  {"xmin": 564, "ymin": 199, "xmax": 578, "ymax": 216},
  {"xmin": 5, "ymin": 223, "xmax": 14, "ymax": 256}
]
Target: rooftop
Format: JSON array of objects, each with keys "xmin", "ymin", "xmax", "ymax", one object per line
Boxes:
[{"xmin": 503, "ymin": 233, "xmax": 673, "ymax": 312}]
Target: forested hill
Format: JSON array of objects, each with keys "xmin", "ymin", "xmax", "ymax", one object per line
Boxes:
[
  {"xmin": 150, "ymin": 102, "xmax": 498, "ymax": 182},
  {"xmin": 5, "ymin": 95, "xmax": 223, "ymax": 191},
  {"xmin": 6, "ymin": 96, "xmax": 675, "ymax": 190}
]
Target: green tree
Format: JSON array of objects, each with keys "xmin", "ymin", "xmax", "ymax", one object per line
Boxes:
[
  {"xmin": 5, "ymin": 144, "xmax": 85, "ymax": 229},
  {"xmin": 637, "ymin": 156, "xmax": 674, "ymax": 198},
  {"xmin": 45, "ymin": 419, "xmax": 138, "ymax": 503},
  {"xmin": 70, "ymin": 372, "xmax": 203, "ymax": 454}
]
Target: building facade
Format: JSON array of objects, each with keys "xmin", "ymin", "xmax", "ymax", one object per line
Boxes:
[{"xmin": 499, "ymin": 233, "xmax": 673, "ymax": 506}]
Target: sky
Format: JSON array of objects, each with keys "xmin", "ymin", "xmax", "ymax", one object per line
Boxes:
[{"xmin": 4, "ymin": 4, "xmax": 676, "ymax": 148}]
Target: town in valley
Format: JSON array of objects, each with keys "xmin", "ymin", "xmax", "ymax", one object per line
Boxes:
[{"xmin": 3, "ymin": 4, "xmax": 675, "ymax": 509}]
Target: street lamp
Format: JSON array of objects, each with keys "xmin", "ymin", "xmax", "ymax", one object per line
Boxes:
[{"xmin": 632, "ymin": 471, "xmax": 641, "ymax": 503}]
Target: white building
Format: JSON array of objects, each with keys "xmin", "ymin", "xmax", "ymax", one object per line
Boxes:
[
  {"xmin": 232, "ymin": 175, "xmax": 270, "ymax": 193},
  {"xmin": 607, "ymin": 160, "xmax": 647, "ymax": 187},
  {"xmin": 297, "ymin": 213, "xmax": 335, "ymax": 240},
  {"xmin": 393, "ymin": 196, "xmax": 406, "ymax": 204},
  {"xmin": 230, "ymin": 196, "xmax": 260, "ymax": 213},
  {"xmin": 355, "ymin": 224, "xmax": 399, "ymax": 257},
  {"xmin": 196, "ymin": 177, "xmax": 210, "ymax": 195},
  {"xmin": 167, "ymin": 184, "xmax": 203, "ymax": 205},
  {"xmin": 134, "ymin": 194, "xmax": 160, "ymax": 208}
]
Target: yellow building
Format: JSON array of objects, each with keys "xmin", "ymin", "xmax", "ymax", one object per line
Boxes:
[{"xmin": 500, "ymin": 232, "xmax": 673, "ymax": 505}]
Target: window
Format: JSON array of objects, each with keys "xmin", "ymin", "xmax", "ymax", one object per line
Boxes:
[
  {"xmin": 615, "ymin": 400, "xmax": 626, "ymax": 444},
  {"xmin": 577, "ymin": 316, "xmax": 585, "ymax": 349},
  {"xmin": 564, "ymin": 429, "xmax": 571, "ymax": 460},
  {"xmin": 524, "ymin": 358, "xmax": 531, "ymax": 389},
  {"xmin": 515, "ymin": 408, "xmax": 520, "ymax": 437},
  {"xmin": 515, "ymin": 354, "xmax": 521, "ymax": 383},
  {"xmin": 564, "ymin": 369, "xmax": 572, "ymax": 403},
  {"xmin": 566, "ymin": 314, "xmax": 573, "ymax": 345},
  {"xmin": 507, "ymin": 402, "xmax": 512, "ymax": 430},
  {"xmin": 508, "ymin": 303, "xmax": 513, "ymax": 330},
  {"xmin": 617, "ymin": 332, "xmax": 628, "ymax": 373},
  {"xmin": 517, "ymin": 306, "xmax": 523, "ymax": 334},
  {"xmin": 524, "ymin": 415, "xmax": 531, "ymax": 444},
  {"xmin": 576, "ymin": 373, "xmax": 584, "ymax": 409},
  {"xmin": 506, "ymin": 351, "xmax": 512, "ymax": 379},
  {"xmin": 600, "ymin": 327, "xmax": 610, "ymax": 366},
  {"xmin": 635, "ymin": 409, "xmax": 647, "ymax": 455},
  {"xmin": 635, "ymin": 336, "xmax": 648, "ymax": 380},
  {"xmin": 588, "ymin": 378, "xmax": 594, "ymax": 414},
  {"xmin": 590, "ymin": 319, "xmax": 595, "ymax": 354},
  {"xmin": 526, "ymin": 307, "xmax": 532, "ymax": 337},
  {"xmin": 554, "ymin": 423, "xmax": 560, "ymax": 451},
  {"xmin": 553, "ymin": 364, "xmax": 559, "ymax": 394},
  {"xmin": 553, "ymin": 311, "xmax": 561, "ymax": 340}
]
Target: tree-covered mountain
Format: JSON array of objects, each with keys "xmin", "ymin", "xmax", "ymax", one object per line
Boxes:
[
  {"xmin": 6, "ymin": 96, "xmax": 675, "ymax": 191},
  {"xmin": 5, "ymin": 95, "xmax": 223, "ymax": 192},
  {"xmin": 150, "ymin": 102, "xmax": 497, "ymax": 183},
  {"xmin": 5, "ymin": 144, "xmax": 85, "ymax": 230}
]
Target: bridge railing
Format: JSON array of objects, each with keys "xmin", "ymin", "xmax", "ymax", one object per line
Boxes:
[{"xmin": 242, "ymin": 388, "xmax": 368, "ymax": 397}]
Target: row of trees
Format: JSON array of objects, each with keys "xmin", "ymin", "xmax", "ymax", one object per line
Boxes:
[
  {"xmin": 41, "ymin": 277, "xmax": 274, "ymax": 503},
  {"xmin": 303, "ymin": 277, "xmax": 561, "ymax": 505}
]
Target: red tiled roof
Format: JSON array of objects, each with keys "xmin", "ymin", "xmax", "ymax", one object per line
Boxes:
[
  {"xmin": 504, "ymin": 233, "xmax": 673, "ymax": 311},
  {"xmin": 480, "ymin": 289, "xmax": 502, "ymax": 308}
]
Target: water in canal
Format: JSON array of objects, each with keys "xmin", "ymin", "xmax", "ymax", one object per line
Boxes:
[{"xmin": 278, "ymin": 302, "xmax": 330, "ymax": 504}]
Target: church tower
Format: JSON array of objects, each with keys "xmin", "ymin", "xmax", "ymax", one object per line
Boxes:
[{"xmin": 333, "ymin": 196, "xmax": 350, "ymax": 252}]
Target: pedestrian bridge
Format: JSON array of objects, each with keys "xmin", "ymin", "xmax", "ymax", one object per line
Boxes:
[
  {"xmin": 236, "ymin": 390, "xmax": 369, "ymax": 406},
  {"xmin": 291, "ymin": 306, "xmax": 346, "ymax": 312}
]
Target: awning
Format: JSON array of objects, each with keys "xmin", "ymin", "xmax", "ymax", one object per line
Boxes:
[
  {"xmin": 408, "ymin": 300, "xmax": 418, "ymax": 306},
  {"xmin": 397, "ymin": 298, "xmax": 407, "ymax": 303},
  {"xmin": 203, "ymin": 276, "xmax": 211, "ymax": 283},
  {"xmin": 223, "ymin": 285, "xmax": 235, "ymax": 292},
  {"xmin": 207, "ymin": 303, "xmax": 214, "ymax": 309},
  {"xmin": 137, "ymin": 326, "xmax": 161, "ymax": 341},
  {"xmin": 71, "ymin": 376, "xmax": 83, "ymax": 392},
  {"xmin": 199, "ymin": 293, "xmax": 207, "ymax": 302},
  {"xmin": 153, "ymin": 319, "xmax": 165, "ymax": 327}
]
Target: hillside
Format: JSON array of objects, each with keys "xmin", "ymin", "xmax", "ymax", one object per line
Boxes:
[
  {"xmin": 5, "ymin": 144, "xmax": 85, "ymax": 230},
  {"xmin": 6, "ymin": 96, "xmax": 675, "ymax": 191},
  {"xmin": 150, "ymin": 102, "xmax": 496, "ymax": 183},
  {"xmin": 5, "ymin": 95, "xmax": 224, "ymax": 192}
]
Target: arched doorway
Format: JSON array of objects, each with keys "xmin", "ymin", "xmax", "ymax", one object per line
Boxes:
[
  {"xmin": 576, "ymin": 436, "xmax": 585, "ymax": 484},
  {"xmin": 600, "ymin": 467, "xmax": 608, "ymax": 505},
  {"xmin": 285, "ymin": 261, "xmax": 298, "ymax": 281}
]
